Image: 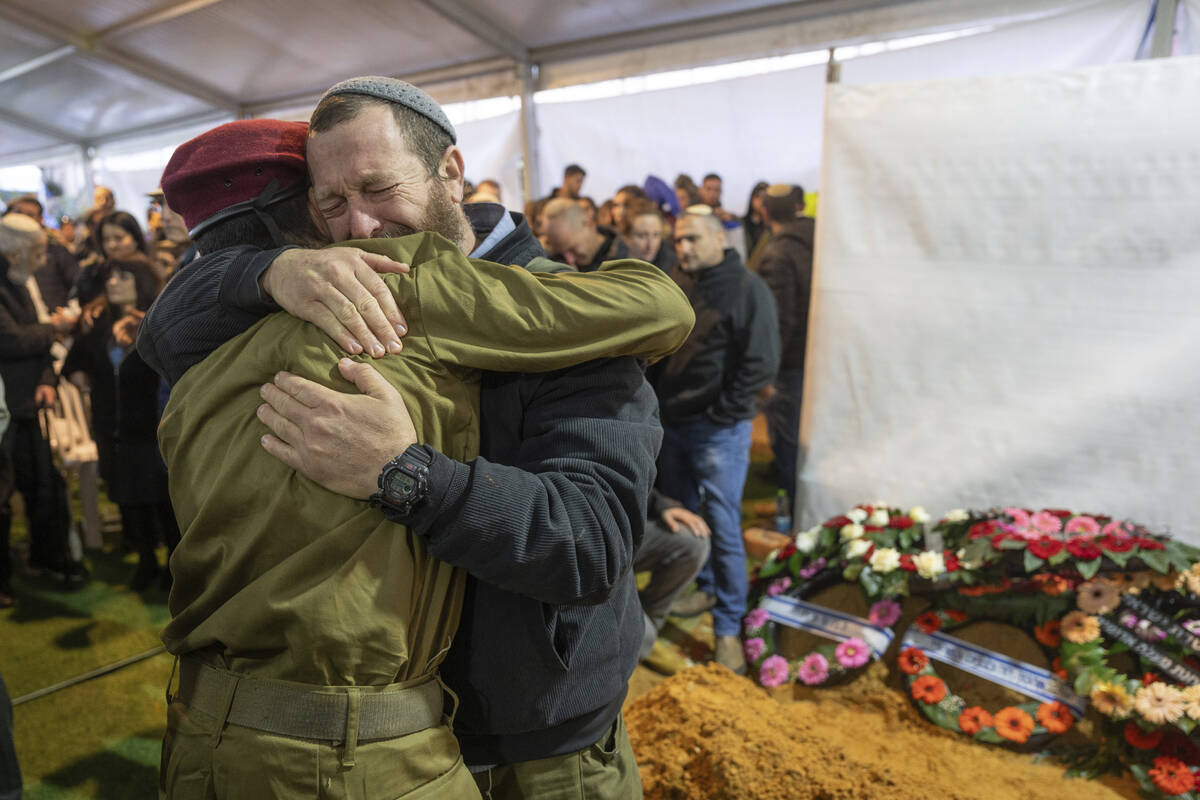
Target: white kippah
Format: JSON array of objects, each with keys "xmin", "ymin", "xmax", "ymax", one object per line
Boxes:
[{"xmin": 321, "ymin": 76, "xmax": 457, "ymax": 143}]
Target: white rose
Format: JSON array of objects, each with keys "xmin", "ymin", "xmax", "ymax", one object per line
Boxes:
[
  {"xmin": 840, "ymin": 523, "xmax": 865, "ymax": 541},
  {"xmin": 847, "ymin": 508, "xmax": 868, "ymax": 524},
  {"xmin": 869, "ymin": 547, "xmax": 901, "ymax": 574},
  {"xmin": 914, "ymin": 550, "xmax": 946, "ymax": 579},
  {"xmin": 944, "ymin": 509, "xmax": 969, "ymax": 522},
  {"xmin": 795, "ymin": 528, "xmax": 819, "ymax": 553},
  {"xmin": 867, "ymin": 508, "xmax": 890, "ymax": 527},
  {"xmin": 909, "ymin": 506, "xmax": 931, "ymax": 524},
  {"xmin": 872, "ymin": 499, "xmax": 890, "ymax": 509},
  {"xmin": 846, "ymin": 539, "xmax": 871, "ymax": 559}
]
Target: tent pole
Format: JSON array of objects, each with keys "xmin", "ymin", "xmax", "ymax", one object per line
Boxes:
[
  {"xmin": 519, "ymin": 62, "xmax": 542, "ymax": 207},
  {"xmin": 1151, "ymin": 0, "xmax": 1179, "ymax": 57}
]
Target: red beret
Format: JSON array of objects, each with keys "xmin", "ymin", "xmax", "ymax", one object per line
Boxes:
[{"xmin": 161, "ymin": 119, "xmax": 309, "ymax": 235}]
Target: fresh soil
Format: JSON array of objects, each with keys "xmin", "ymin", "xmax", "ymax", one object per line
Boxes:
[{"xmin": 625, "ymin": 662, "xmax": 1138, "ymax": 800}]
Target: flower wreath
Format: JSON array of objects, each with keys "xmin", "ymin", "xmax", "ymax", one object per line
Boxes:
[{"xmin": 743, "ymin": 566, "xmax": 903, "ymax": 688}]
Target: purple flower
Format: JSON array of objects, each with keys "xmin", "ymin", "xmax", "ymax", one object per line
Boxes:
[
  {"xmin": 1119, "ymin": 612, "xmax": 1139, "ymax": 629},
  {"xmin": 766, "ymin": 576, "xmax": 792, "ymax": 597},
  {"xmin": 799, "ymin": 557, "xmax": 827, "ymax": 580},
  {"xmin": 1184, "ymin": 619, "xmax": 1200, "ymax": 636},
  {"xmin": 744, "ymin": 637, "xmax": 766, "ymax": 663},
  {"xmin": 868, "ymin": 599, "xmax": 902, "ymax": 628},
  {"xmin": 743, "ymin": 608, "xmax": 769, "ymax": 632},
  {"xmin": 797, "ymin": 653, "xmax": 829, "ymax": 685},
  {"xmin": 759, "ymin": 655, "xmax": 790, "ymax": 687},
  {"xmin": 835, "ymin": 637, "xmax": 871, "ymax": 669}
]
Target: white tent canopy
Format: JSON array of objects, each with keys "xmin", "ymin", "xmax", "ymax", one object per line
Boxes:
[{"xmin": 1, "ymin": 0, "xmax": 1192, "ymax": 215}]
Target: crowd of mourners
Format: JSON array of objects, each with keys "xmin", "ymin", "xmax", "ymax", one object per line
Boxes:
[{"xmin": 0, "ymin": 166, "xmax": 814, "ymax": 676}]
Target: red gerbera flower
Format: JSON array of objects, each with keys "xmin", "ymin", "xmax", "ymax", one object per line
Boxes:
[
  {"xmin": 1143, "ymin": 672, "xmax": 1161, "ymax": 685},
  {"xmin": 1100, "ymin": 535, "xmax": 1135, "ymax": 553},
  {"xmin": 943, "ymin": 551, "xmax": 960, "ymax": 571},
  {"xmin": 915, "ymin": 611, "xmax": 942, "ymax": 633},
  {"xmin": 1051, "ymin": 656, "xmax": 1067, "ymax": 680},
  {"xmin": 1036, "ymin": 702, "xmax": 1074, "ymax": 734},
  {"xmin": 864, "ymin": 525, "xmax": 883, "ymax": 533},
  {"xmin": 1149, "ymin": 756, "xmax": 1196, "ymax": 795},
  {"xmin": 824, "ymin": 515, "xmax": 851, "ymax": 529},
  {"xmin": 969, "ymin": 521, "xmax": 999, "ymax": 540},
  {"xmin": 1125, "ymin": 721, "xmax": 1164, "ymax": 750},
  {"xmin": 1161, "ymin": 733, "xmax": 1200, "ymax": 767},
  {"xmin": 898, "ymin": 647, "xmax": 929, "ymax": 675},
  {"xmin": 1135, "ymin": 537, "xmax": 1166, "ymax": 551},
  {"xmin": 899, "ymin": 554, "xmax": 917, "ymax": 572},
  {"xmin": 777, "ymin": 544, "xmax": 797, "ymax": 560},
  {"xmin": 1028, "ymin": 537, "xmax": 1064, "ymax": 560},
  {"xmin": 958, "ymin": 706, "xmax": 993, "ymax": 735},
  {"xmin": 910, "ymin": 675, "xmax": 947, "ymax": 704},
  {"xmin": 991, "ymin": 532, "xmax": 1012, "ymax": 549},
  {"xmin": 1033, "ymin": 620, "xmax": 1061, "ymax": 647},
  {"xmin": 993, "ymin": 707, "xmax": 1035, "ymax": 744},
  {"xmin": 1044, "ymin": 508, "xmax": 1074, "ymax": 519},
  {"xmin": 944, "ymin": 609, "xmax": 968, "ymax": 623},
  {"xmin": 891, "ymin": 515, "xmax": 914, "ymax": 530},
  {"xmin": 1065, "ymin": 538, "xmax": 1102, "ymax": 560}
]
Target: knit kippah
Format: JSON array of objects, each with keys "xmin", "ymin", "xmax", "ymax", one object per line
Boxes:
[
  {"xmin": 321, "ymin": 76, "xmax": 457, "ymax": 143},
  {"xmin": 766, "ymin": 183, "xmax": 793, "ymax": 197}
]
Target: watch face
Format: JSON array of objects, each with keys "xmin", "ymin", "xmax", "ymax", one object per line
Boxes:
[{"xmin": 386, "ymin": 470, "xmax": 416, "ymax": 498}]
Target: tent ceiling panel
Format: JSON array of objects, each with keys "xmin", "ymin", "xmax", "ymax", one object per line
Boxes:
[
  {"xmin": 0, "ymin": 56, "xmax": 211, "ymax": 141},
  {"xmin": 0, "ymin": 119, "xmax": 64, "ymax": 159},
  {"xmin": 0, "ymin": 23, "xmax": 62, "ymax": 73},
  {"xmin": 107, "ymin": 0, "xmax": 504, "ymax": 102},
  {"xmin": 2, "ymin": 0, "xmax": 152, "ymax": 34},
  {"xmin": 479, "ymin": 0, "xmax": 798, "ymax": 49}
]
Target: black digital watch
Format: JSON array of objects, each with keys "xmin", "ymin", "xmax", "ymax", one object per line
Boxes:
[{"xmin": 370, "ymin": 444, "xmax": 432, "ymax": 516}]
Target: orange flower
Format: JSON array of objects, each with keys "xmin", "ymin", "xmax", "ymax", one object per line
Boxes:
[
  {"xmin": 993, "ymin": 707, "xmax": 1035, "ymax": 744},
  {"xmin": 915, "ymin": 611, "xmax": 942, "ymax": 633},
  {"xmin": 958, "ymin": 706, "xmax": 994, "ymax": 735},
  {"xmin": 1051, "ymin": 656, "xmax": 1067, "ymax": 681},
  {"xmin": 898, "ymin": 647, "xmax": 929, "ymax": 675},
  {"xmin": 958, "ymin": 585, "xmax": 990, "ymax": 597},
  {"xmin": 911, "ymin": 675, "xmax": 947, "ymax": 704},
  {"xmin": 1061, "ymin": 611, "xmax": 1100, "ymax": 644},
  {"xmin": 1036, "ymin": 701, "xmax": 1074, "ymax": 734},
  {"xmin": 1033, "ymin": 573, "xmax": 1070, "ymax": 596},
  {"xmin": 1034, "ymin": 620, "xmax": 1061, "ymax": 647},
  {"xmin": 1150, "ymin": 756, "xmax": 1196, "ymax": 795},
  {"xmin": 945, "ymin": 609, "xmax": 968, "ymax": 623},
  {"xmin": 1125, "ymin": 721, "xmax": 1164, "ymax": 750}
]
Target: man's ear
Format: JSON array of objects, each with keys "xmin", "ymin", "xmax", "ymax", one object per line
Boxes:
[{"xmin": 440, "ymin": 146, "xmax": 466, "ymax": 203}]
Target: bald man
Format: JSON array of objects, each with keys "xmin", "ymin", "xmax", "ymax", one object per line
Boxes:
[
  {"xmin": 648, "ymin": 207, "xmax": 780, "ymax": 675},
  {"xmin": 539, "ymin": 197, "xmax": 627, "ymax": 272}
]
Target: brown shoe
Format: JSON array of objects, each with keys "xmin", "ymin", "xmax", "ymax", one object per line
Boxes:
[
  {"xmin": 669, "ymin": 590, "xmax": 716, "ymax": 617},
  {"xmin": 714, "ymin": 635, "xmax": 747, "ymax": 675}
]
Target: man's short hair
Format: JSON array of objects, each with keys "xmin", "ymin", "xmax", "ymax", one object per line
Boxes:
[
  {"xmin": 4, "ymin": 194, "xmax": 43, "ymax": 218},
  {"xmin": 543, "ymin": 197, "xmax": 583, "ymax": 223},
  {"xmin": 564, "ymin": 164, "xmax": 586, "ymax": 178},
  {"xmin": 310, "ymin": 93, "xmax": 453, "ymax": 182},
  {"xmin": 763, "ymin": 184, "xmax": 800, "ymax": 223},
  {"xmin": 702, "ymin": 173, "xmax": 722, "ymax": 184},
  {"xmin": 616, "ymin": 184, "xmax": 647, "ymax": 200},
  {"xmin": 0, "ymin": 212, "xmax": 45, "ymax": 256}
]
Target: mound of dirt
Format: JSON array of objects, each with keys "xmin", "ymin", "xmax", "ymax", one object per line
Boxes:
[{"xmin": 625, "ymin": 663, "xmax": 1135, "ymax": 800}]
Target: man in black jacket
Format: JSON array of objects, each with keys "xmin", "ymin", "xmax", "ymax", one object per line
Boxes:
[
  {"xmin": 651, "ymin": 207, "xmax": 780, "ymax": 675},
  {"xmin": 139, "ymin": 77, "xmax": 661, "ymax": 799},
  {"xmin": 0, "ymin": 214, "xmax": 82, "ymax": 605},
  {"xmin": 756, "ymin": 185, "xmax": 816, "ymax": 508}
]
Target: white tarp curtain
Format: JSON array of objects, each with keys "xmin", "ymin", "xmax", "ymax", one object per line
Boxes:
[
  {"xmin": 456, "ymin": 110, "xmax": 524, "ymax": 210},
  {"xmin": 798, "ymin": 54, "xmax": 1200, "ymax": 542},
  {"xmin": 535, "ymin": 0, "xmax": 1150, "ymax": 212}
]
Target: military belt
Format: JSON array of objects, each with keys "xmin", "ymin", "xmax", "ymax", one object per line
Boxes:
[{"xmin": 176, "ymin": 658, "xmax": 443, "ymax": 743}]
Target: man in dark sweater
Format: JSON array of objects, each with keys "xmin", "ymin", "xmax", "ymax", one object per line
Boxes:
[
  {"xmin": 139, "ymin": 77, "xmax": 664, "ymax": 799},
  {"xmin": 650, "ymin": 207, "xmax": 780, "ymax": 674},
  {"xmin": 540, "ymin": 197, "xmax": 627, "ymax": 272},
  {"xmin": 756, "ymin": 184, "xmax": 816, "ymax": 508}
]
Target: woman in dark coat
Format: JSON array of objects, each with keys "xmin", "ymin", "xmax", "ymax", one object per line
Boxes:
[{"xmin": 64, "ymin": 211, "xmax": 178, "ymax": 590}]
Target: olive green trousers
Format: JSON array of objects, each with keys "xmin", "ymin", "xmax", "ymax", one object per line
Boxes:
[
  {"xmin": 160, "ymin": 698, "xmax": 481, "ymax": 799},
  {"xmin": 471, "ymin": 713, "xmax": 642, "ymax": 800}
]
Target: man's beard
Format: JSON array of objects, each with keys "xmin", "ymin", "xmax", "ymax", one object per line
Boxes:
[{"xmin": 376, "ymin": 182, "xmax": 466, "ymax": 246}]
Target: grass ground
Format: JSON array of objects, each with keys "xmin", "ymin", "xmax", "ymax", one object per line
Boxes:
[{"xmin": 3, "ymin": 418, "xmax": 780, "ymax": 798}]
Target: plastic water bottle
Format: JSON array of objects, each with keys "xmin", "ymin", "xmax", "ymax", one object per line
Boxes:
[{"xmin": 774, "ymin": 489, "xmax": 792, "ymax": 534}]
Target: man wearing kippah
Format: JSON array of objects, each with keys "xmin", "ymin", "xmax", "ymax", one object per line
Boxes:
[{"xmin": 140, "ymin": 78, "xmax": 671, "ymax": 799}]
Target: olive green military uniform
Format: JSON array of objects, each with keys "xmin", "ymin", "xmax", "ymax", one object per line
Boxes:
[{"xmin": 158, "ymin": 232, "xmax": 693, "ymax": 799}]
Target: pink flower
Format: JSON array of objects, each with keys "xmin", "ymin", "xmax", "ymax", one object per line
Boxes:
[
  {"xmin": 744, "ymin": 637, "xmax": 766, "ymax": 663},
  {"xmin": 759, "ymin": 654, "xmax": 790, "ymax": 687},
  {"xmin": 868, "ymin": 599, "xmax": 902, "ymax": 628},
  {"xmin": 766, "ymin": 576, "xmax": 792, "ymax": 597},
  {"xmin": 1101, "ymin": 520, "xmax": 1131, "ymax": 538},
  {"xmin": 798, "ymin": 653, "xmax": 829, "ymax": 685},
  {"xmin": 1005, "ymin": 508, "xmax": 1031, "ymax": 527},
  {"xmin": 1031, "ymin": 511, "xmax": 1063, "ymax": 534},
  {"xmin": 835, "ymin": 637, "xmax": 871, "ymax": 669},
  {"xmin": 799, "ymin": 557, "xmax": 826, "ymax": 579},
  {"xmin": 743, "ymin": 608, "xmax": 769, "ymax": 632},
  {"xmin": 1064, "ymin": 515, "xmax": 1100, "ymax": 535}
]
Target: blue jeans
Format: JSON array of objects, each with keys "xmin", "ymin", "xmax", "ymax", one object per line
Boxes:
[
  {"xmin": 657, "ymin": 418, "xmax": 753, "ymax": 637},
  {"xmin": 764, "ymin": 368, "xmax": 804, "ymax": 507}
]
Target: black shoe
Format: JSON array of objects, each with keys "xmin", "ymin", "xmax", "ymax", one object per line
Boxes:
[{"xmin": 130, "ymin": 561, "xmax": 159, "ymax": 592}]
